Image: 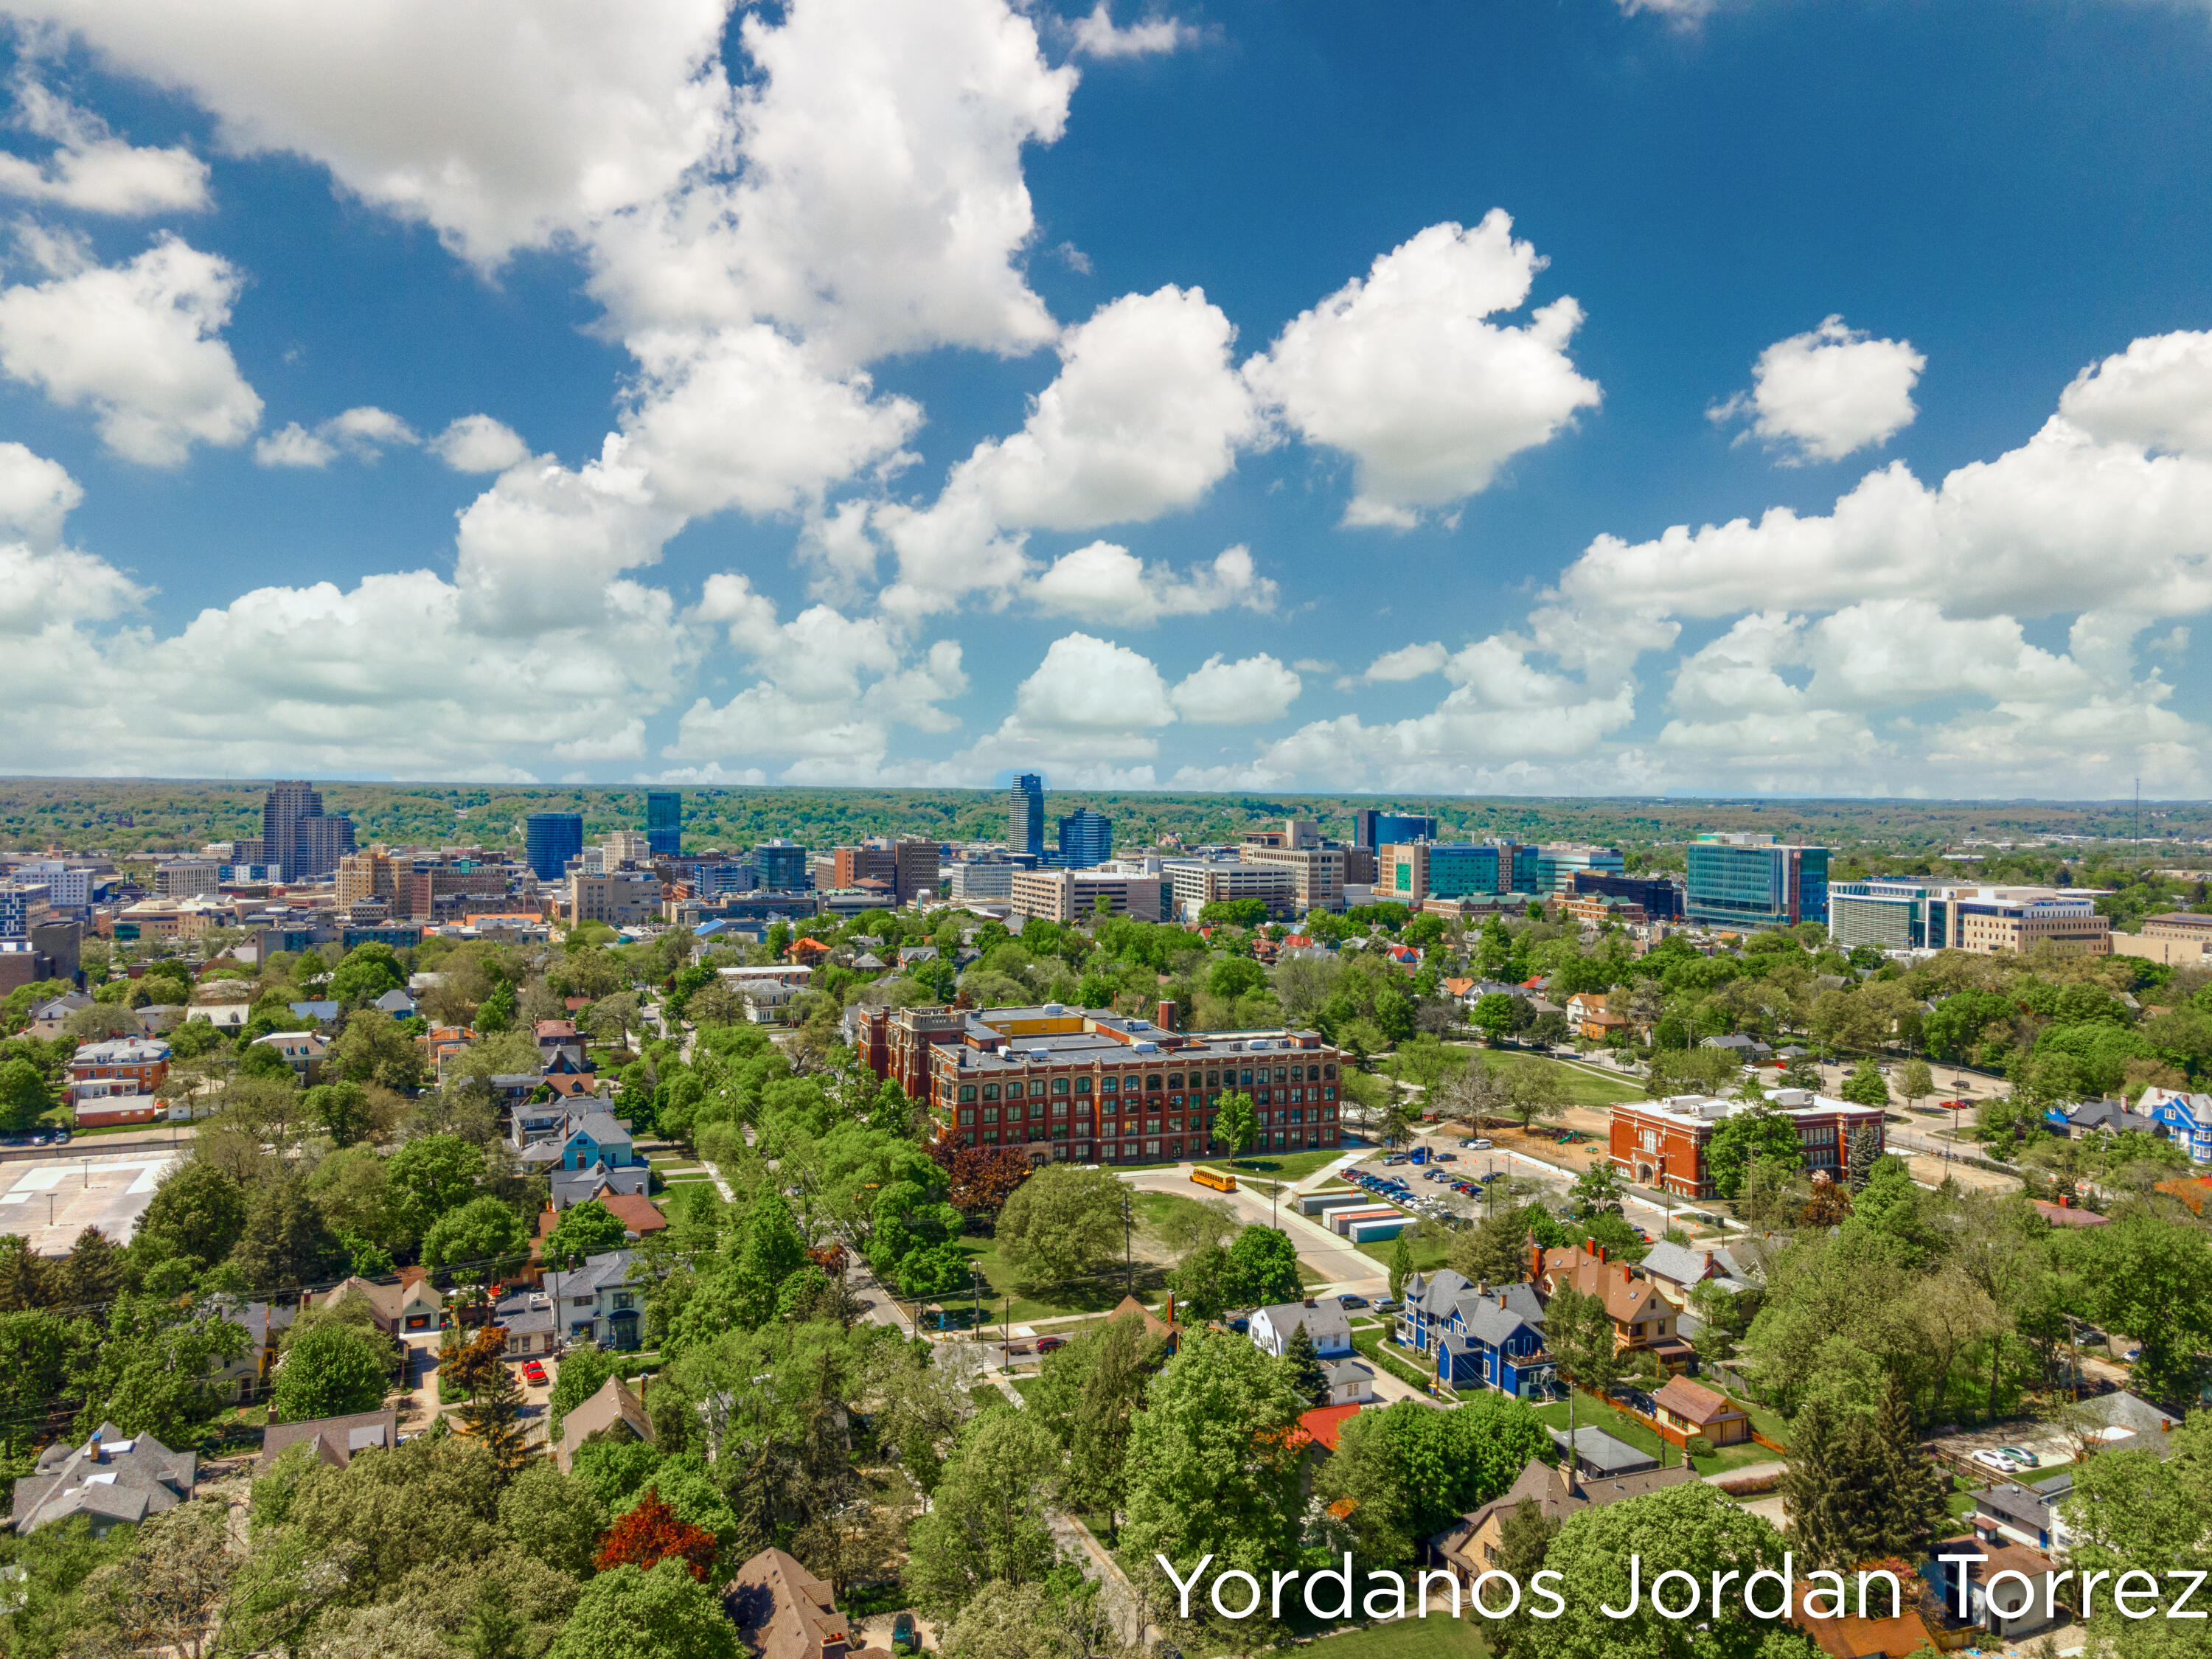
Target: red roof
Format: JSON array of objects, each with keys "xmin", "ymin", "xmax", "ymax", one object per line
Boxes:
[
  {"xmin": 1293, "ymin": 1403, "xmax": 1361, "ymax": 1454},
  {"xmin": 600, "ymin": 1193, "xmax": 668, "ymax": 1235}
]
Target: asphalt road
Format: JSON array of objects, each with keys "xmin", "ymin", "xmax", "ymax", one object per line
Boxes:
[{"xmin": 1120, "ymin": 1161, "xmax": 1388, "ymax": 1294}]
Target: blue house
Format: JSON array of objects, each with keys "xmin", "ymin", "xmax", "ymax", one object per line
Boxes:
[
  {"xmin": 2139, "ymin": 1088, "xmax": 2212, "ymax": 1164},
  {"xmin": 512, "ymin": 1106, "xmax": 639, "ymax": 1172},
  {"xmin": 1396, "ymin": 1270, "xmax": 1554, "ymax": 1398}
]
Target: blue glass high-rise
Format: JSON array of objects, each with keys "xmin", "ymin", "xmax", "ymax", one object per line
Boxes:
[
  {"xmin": 525, "ymin": 812, "xmax": 584, "ymax": 881},
  {"xmin": 644, "ymin": 790, "xmax": 681, "ymax": 858}
]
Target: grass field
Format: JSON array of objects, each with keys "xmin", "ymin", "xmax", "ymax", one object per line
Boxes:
[
  {"xmin": 947, "ymin": 1231, "xmax": 1162, "ymax": 1325},
  {"xmin": 1357, "ymin": 1228, "xmax": 1451, "ymax": 1273},
  {"xmin": 1305, "ymin": 1617, "xmax": 1488, "ymax": 1656},
  {"xmin": 1196, "ymin": 1147, "xmax": 1354, "ymax": 1186},
  {"xmin": 1530, "ymin": 1395, "xmax": 1774, "ymax": 1475},
  {"xmin": 1464, "ymin": 1049, "xmax": 1646, "ymax": 1107}
]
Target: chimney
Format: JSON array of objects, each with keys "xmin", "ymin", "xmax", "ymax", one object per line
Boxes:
[
  {"xmin": 1157, "ymin": 1000, "xmax": 1176, "ymax": 1032},
  {"xmin": 1165, "ymin": 1291, "xmax": 1176, "ymax": 1324},
  {"xmin": 88, "ymin": 1427, "xmax": 103, "ymax": 1462},
  {"xmin": 821, "ymin": 1638, "xmax": 849, "ymax": 1659}
]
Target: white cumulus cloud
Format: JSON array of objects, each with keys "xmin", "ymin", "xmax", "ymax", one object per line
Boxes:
[
  {"xmin": 1246, "ymin": 212, "xmax": 1601, "ymax": 527},
  {"xmin": 1171, "ymin": 653, "xmax": 1300, "ymax": 724},
  {"xmin": 429, "ymin": 414, "xmax": 532, "ymax": 473},
  {"xmin": 1709, "ymin": 315, "xmax": 1924, "ymax": 465},
  {"xmin": 0, "ymin": 232, "xmax": 260, "ymax": 465},
  {"xmin": 0, "ymin": 71, "xmax": 209, "ymax": 215},
  {"xmin": 1068, "ymin": 2, "xmax": 1194, "ymax": 58},
  {"xmin": 255, "ymin": 405, "xmax": 419, "ymax": 467},
  {"xmin": 1029, "ymin": 541, "xmax": 1276, "ymax": 625}
]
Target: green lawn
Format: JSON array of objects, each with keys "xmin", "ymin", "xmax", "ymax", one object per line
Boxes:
[
  {"xmin": 1196, "ymin": 1147, "xmax": 1354, "ymax": 1186},
  {"xmin": 1530, "ymin": 1395, "xmax": 1773, "ymax": 1475},
  {"xmin": 1353, "ymin": 1330, "xmax": 1433, "ymax": 1392},
  {"xmin": 1305, "ymin": 1617, "xmax": 1488, "ymax": 1656},
  {"xmin": 1474, "ymin": 1050, "xmax": 1647, "ymax": 1107},
  {"xmin": 1357, "ymin": 1228, "xmax": 1451, "ymax": 1273},
  {"xmin": 946, "ymin": 1231, "xmax": 1162, "ymax": 1325}
]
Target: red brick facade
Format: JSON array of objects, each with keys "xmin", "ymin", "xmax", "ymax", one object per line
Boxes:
[{"xmin": 1609, "ymin": 1091, "xmax": 1885, "ymax": 1199}]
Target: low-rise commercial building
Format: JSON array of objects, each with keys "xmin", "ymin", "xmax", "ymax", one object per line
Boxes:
[
  {"xmin": 1161, "ymin": 858, "xmax": 1293, "ymax": 920},
  {"xmin": 1238, "ymin": 841, "xmax": 1346, "ymax": 913},
  {"xmin": 1012, "ymin": 867, "xmax": 1168, "ymax": 923},
  {"xmin": 569, "ymin": 871, "xmax": 664, "ymax": 927},
  {"xmin": 1609, "ymin": 1088, "xmax": 1887, "ymax": 1199}
]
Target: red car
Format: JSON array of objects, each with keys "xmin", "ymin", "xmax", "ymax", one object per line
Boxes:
[
  {"xmin": 1034, "ymin": 1335, "xmax": 1068, "ymax": 1354},
  {"xmin": 521, "ymin": 1360, "xmax": 549, "ymax": 1386}
]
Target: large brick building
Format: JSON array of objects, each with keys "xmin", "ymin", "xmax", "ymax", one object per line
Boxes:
[
  {"xmin": 1608, "ymin": 1088, "xmax": 1886, "ymax": 1199},
  {"xmin": 845, "ymin": 1003, "xmax": 1348, "ymax": 1165}
]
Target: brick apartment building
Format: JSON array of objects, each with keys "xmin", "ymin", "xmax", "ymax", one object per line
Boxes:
[
  {"xmin": 845, "ymin": 1002, "xmax": 1348, "ymax": 1166},
  {"xmin": 822, "ymin": 839, "xmax": 940, "ymax": 905},
  {"xmin": 1609, "ymin": 1088, "xmax": 1887, "ymax": 1199}
]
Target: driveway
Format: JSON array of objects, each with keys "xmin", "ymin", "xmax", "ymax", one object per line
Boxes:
[{"xmin": 1119, "ymin": 1162, "xmax": 1385, "ymax": 1293}]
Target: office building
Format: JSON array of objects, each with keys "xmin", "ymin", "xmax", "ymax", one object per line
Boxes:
[
  {"xmin": 604, "ymin": 830, "xmax": 651, "ymax": 867},
  {"xmin": 1828, "ymin": 880, "xmax": 1957, "ymax": 952},
  {"xmin": 1242, "ymin": 818, "xmax": 1321, "ymax": 851},
  {"xmin": 1239, "ymin": 841, "xmax": 1346, "ymax": 913},
  {"xmin": 1352, "ymin": 810, "xmax": 1439, "ymax": 849},
  {"xmin": 1010, "ymin": 868, "xmax": 1168, "ymax": 924},
  {"xmin": 1163, "ymin": 858, "xmax": 1297, "ymax": 921},
  {"xmin": 261, "ymin": 780, "xmax": 357, "ymax": 880},
  {"xmin": 753, "ymin": 839, "xmax": 809, "ymax": 891},
  {"xmin": 1531, "ymin": 844, "xmax": 1627, "ymax": 897},
  {"xmin": 1611, "ymin": 1089, "xmax": 1885, "ymax": 1200},
  {"xmin": 949, "ymin": 860, "xmax": 1016, "ymax": 902},
  {"xmin": 335, "ymin": 851, "xmax": 396, "ymax": 910},
  {"xmin": 846, "ymin": 1001, "xmax": 1348, "ymax": 1167},
  {"xmin": 570, "ymin": 872, "xmax": 664, "ymax": 928},
  {"xmin": 1948, "ymin": 888, "xmax": 2111, "ymax": 956},
  {"xmin": 1057, "ymin": 809, "xmax": 1113, "ymax": 868},
  {"xmin": 2145, "ymin": 913, "xmax": 2212, "ymax": 943},
  {"xmin": 1377, "ymin": 841, "xmax": 1500, "ymax": 905},
  {"xmin": 525, "ymin": 813, "xmax": 585, "ymax": 883},
  {"xmin": 1010, "ymin": 773, "xmax": 1045, "ymax": 859},
  {"xmin": 825, "ymin": 839, "xmax": 939, "ymax": 904},
  {"xmin": 1571, "ymin": 871, "xmax": 1683, "ymax": 920},
  {"xmin": 1684, "ymin": 833, "xmax": 1829, "ymax": 930},
  {"xmin": 151, "ymin": 860, "xmax": 221, "ymax": 900},
  {"xmin": 644, "ymin": 791, "xmax": 682, "ymax": 858}
]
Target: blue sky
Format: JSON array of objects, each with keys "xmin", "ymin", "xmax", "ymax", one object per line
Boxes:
[{"xmin": 2, "ymin": 0, "xmax": 2211, "ymax": 798}]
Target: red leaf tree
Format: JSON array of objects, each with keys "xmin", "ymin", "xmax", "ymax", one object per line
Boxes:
[
  {"xmin": 594, "ymin": 1489, "xmax": 720, "ymax": 1581},
  {"xmin": 931, "ymin": 1141, "xmax": 1032, "ymax": 1220}
]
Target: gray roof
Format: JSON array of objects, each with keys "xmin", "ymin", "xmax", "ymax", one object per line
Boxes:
[
  {"xmin": 551, "ymin": 1165, "xmax": 652, "ymax": 1207},
  {"xmin": 553, "ymin": 1248, "xmax": 639, "ymax": 1296},
  {"xmin": 372, "ymin": 988, "xmax": 417, "ymax": 1013},
  {"xmin": 1453, "ymin": 1295, "xmax": 1543, "ymax": 1350},
  {"xmin": 259, "ymin": 1408, "xmax": 397, "ymax": 1471},
  {"xmin": 1550, "ymin": 1425, "xmax": 1660, "ymax": 1475},
  {"xmin": 1638, "ymin": 1241, "xmax": 1714, "ymax": 1287},
  {"xmin": 289, "ymin": 1000, "xmax": 340, "ymax": 1020},
  {"xmin": 13, "ymin": 1425, "xmax": 195, "ymax": 1534},
  {"xmin": 1324, "ymin": 1357, "xmax": 1373, "ymax": 1385},
  {"xmin": 1974, "ymin": 1470, "xmax": 2072, "ymax": 1530},
  {"xmin": 2067, "ymin": 1099, "xmax": 2162, "ymax": 1135},
  {"xmin": 2076, "ymin": 1391, "xmax": 2180, "ymax": 1454},
  {"xmin": 569, "ymin": 1110, "xmax": 632, "ymax": 1144}
]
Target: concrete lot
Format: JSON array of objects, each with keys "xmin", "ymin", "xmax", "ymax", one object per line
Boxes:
[{"xmin": 0, "ymin": 1150, "xmax": 179, "ymax": 1253}]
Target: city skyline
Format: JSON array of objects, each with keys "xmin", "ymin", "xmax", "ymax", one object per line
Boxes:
[{"xmin": 1, "ymin": 2, "xmax": 2211, "ymax": 796}]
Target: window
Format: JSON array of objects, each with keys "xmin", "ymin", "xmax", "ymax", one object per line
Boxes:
[
  {"xmin": 959, "ymin": 1085, "xmax": 976, "ymax": 1102},
  {"xmin": 1147, "ymin": 1075, "xmax": 1164, "ymax": 1091},
  {"xmin": 982, "ymin": 1084, "xmax": 999, "ymax": 1100},
  {"xmin": 1054, "ymin": 1077, "xmax": 1068, "ymax": 1094},
  {"xmin": 1206, "ymin": 1069, "xmax": 1220, "ymax": 1086},
  {"xmin": 1051, "ymin": 1099, "xmax": 1068, "ymax": 1117},
  {"xmin": 981, "ymin": 1107, "xmax": 998, "ymax": 1123},
  {"xmin": 1168, "ymin": 1072, "xmax": 1183, "ymax": 1088},
  {"xmin": 1103, "ymin": 1077, "xmax": 1119, "ymax": 1093},
  {"xmin": 959, "ymin": 1107, "xmax": 975, "ymax": 1124},
  {"xmin": 1031, "ymin": 1081, "xmax": 1048, "ymax": 1097},
  {"xmin": 1239, "ymin": 1069, "xmax": 1253, "ymax": 1085},
  {"xmin": 1324, "ymin": 1064, "xmax": 1336, "ymax": 1079},
  {"xmin": 1075, "ymin": 1077, "xmax": 1091, "ymax": 1093}
]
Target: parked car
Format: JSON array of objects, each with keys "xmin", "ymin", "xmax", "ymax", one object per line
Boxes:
[
  {"xmin": 2123, "ymin": 1346, "xmax": 2143, "ymax": 1363},
  {"xmin": 1371, "ymin": 1298, "xmax": 1397, "ymax": 1315},
  {"xmin": 1997, "ymin": 1446, "xmax": 2037, "ymax": 1469},
  {"xmin": 1385, "ymin": 1154, "xmax": 1411, "ymax": 1166},
  {"xmin": 1467, "ymin": 1138, "xmax": 1493, "ymax": 1150},
  {"xmin": 1969, "ymin": 1449, "xmax": 2017, "ymax": 1473},
  {"xmin": 1035, "ymin": 1335, "xmax": 1068, "ymax": 1354},
  {"xmin": 30, "ymin": 1134, "xmax": 49, "ymax": 1147},
  {"xmin": 51, "ymin": 1130, "xmax": 67, "ymax": 1144},
  {"xmin": 1227, "ymin": 1315, "xmax": 1250, "ymax": 1334},
  {"xmin": 1338, "ymin": 1293, "xmax": 1369, "ymax": 1310},
  {"xmin": 521, "ymin": 1360, "xmax": 548, "ymax": 1386},
  {"xmin": 1436, "ymin": 1152, "xmax": 1458, "ymax": 1162}
]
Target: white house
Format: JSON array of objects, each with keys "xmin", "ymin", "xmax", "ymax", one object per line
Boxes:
[
  {"xmin": 1250, "ymin": 1296, "xmax": 1354, "ymax": 1360},
  {"xmin": 1323, "ymin": 1355, "xmax": 1376, "ymax": 1405}
]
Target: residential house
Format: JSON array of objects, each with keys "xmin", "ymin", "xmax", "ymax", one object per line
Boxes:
[
  {"xmin": 1925, "ymin": 1539, "xmax": 2063, "ymax": 1642},
  {"xmin": 1969, "ymin": 1470, "xmax": 2073, "ymax": 1554},
  {"xmin": 2062, "ymin": 1097, "xmax": 2162, "ymax": 1138},
  {"xmin": 1636, "ymin": 1240, "xmax": 1721, "ymax": 1306},
  {"xmin": 723, "ymin": 1547, "xmax": 894, "ymax": 1659},
  {"xmin": 1649, "ymin": 1375, "xmax": 1753, "ymax": 1447},
  {"xmin": 2070, "ymin": 1390, "xmax": 2179, "ymax": 1457},
  {"xmin": 371, "ymin": 987, "xmax": 417, "ymax": 1018},
  {"xmin": 534, "ymin": 1018, "xmax": 586, "ymax": 1065},
  {"xmin": 1427, "ymin": 1456, "xmax": 1696, "ymax": 1590},
  {"xmin": 66, "ymin": 1035, "xmax": 170, "ymax": 1105},
  {"xmin": 544, "ymin": 1248, "xmax": 646, "ymax": 1350},
  {"xmin": 2031, "ymin": 1198, "xmax": 2110, "ymax": 1229},
  {"xmin": 535, "ymin": 1194, "xmax": 667, "ymax": 1259},
  {"xmin": 1550, "ymin": 1425, "xmax": 1661, "ymax": 1477},
  {"xmin": 134, "ymin": 1004, "xmax": 187, "ymax": 1035},
  {"xmin": 1290, "ymin": 1402, "xmax": 1361, "ymax": 1458},
  {"xmin": 1395, "ymin": 1270, "xmax": 1553, "ymax": 1397},
  {"xmin": 12, "ymin": 1425, "xmax": 196, "ymax": 1536},
  {"xmin": 1323, "ymin": 1355, "xmax": 1377, "ymax": 1405},
  {"xmin": 320, "ymin": 1273, "xmax": 445, "ymax": 1337},
  {"xmin": 288, "ymin": 1000, "xmax": 340, "ymax": 1026},
  {"xmin": 1700, "ymin": 1033, "xmax": 1773, "ymax": 1062},
  {"xmin": 1250, "ymin": 1296, "xmax": 1354, "ymax": 1360},
  {"xmin": 556, "ymin": 1374, "xmax": 655, "ymax": 1474},
  {"xmin": 1565, "ymin": 992, "xmax": 1610, "ymax": 1037},
  {"xmin": 509, "ymin": 1103, "xmax": 639, "ymax": 1172},
  {"xmin": 258, "ymin": 1408, "xmax": 397, "ymax": 1472},
  {"xmin": 1107, "ymin": 1293, "xmax": 1183, "ymax": 1355},
  {"xmin": 25, "ymin": 992, "xmax": 91, "ymax": 1038},
  {"xmin": 2138, "ymin": 1086, "xmax": 2212, "ymax": 1163},
  {"xmin": 422, "ymin": 1023, "xmax": 478, "ymax": 1073},
  {"xmin": 1533, "ymin": 1243, "xmax": 1697, "ymax": 1371},
  {"xmin": 492, "ymin": 1287, "xmax": 557, "ymax": 1357},
  {"xmin": 1789, "ymin": 1561, "xmax": 1944, "ymax": 1659},
  {"xmin": 251, "ymin": 1029, "xmax": 328, "ymax": 1084},
  {"xmin": 550, "ymin": 1164, "xmax": 653, "ymax": 1208},
  {"xmin": 213, "ymin": 1298, "xmax": 296, "ymax": 1402}
]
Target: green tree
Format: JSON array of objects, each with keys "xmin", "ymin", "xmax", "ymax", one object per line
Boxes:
[
  {"xmin": 388, "ymin": 1133, "xmax": 487, "ymax": 1239},
  {"xmin": 1121, "ymin": 1329, "xmax": 1307, "ymax": 1596},
  {"xmin": 1840, "ymin": 1058, "xmax": 1892, "ymax": 1108},
  {"xmin": 329, "ymin": 942, "xmax": 406, "ymax": 1005},
  {"xmin": 1029, "ymin": 1312, "xmax": 1166, "ymax": 1536},
  {"xmin": 1388, "ymin": 1232, "xmax": 1415, "ymax": 1303},
  {"xmin": 228, "ymin": 1175, "xmax": 346, "ymax": 1290},
  {"xmin": 1479, "ymin": 1497, "xmax": 1564, "ymax": 1659},
  {"xmin": 1472, "ymin": 992, "xmax": 1519, "ymax": 1043},
  {"xmin": 0, "ymin": 1057, "xmax": 49, "ymax": 1133},
  {"xmin": 905, "ymin": 1407, "xmax": 1064, "ymax": 1615},
  {"xmin": 330, "ymin": 1008, "xmax": 423, "ymax": 1092},
  {"xmin": 71, "ymin": 1291, "xmax": 248, "ymax": 1446},
  {"xmin": 132, "ymin": 1161, "xmax": 248, "ymax": 1272},
  {"xmin": 1706, "ymin": 1102, "xmax": 1805, "ymax": 1200},
  {"xmin": 1318, "ymin": 1394, "xmax": 1551, "ymax": 1557},
  {"xmin": 271, "ymin": 1318, "xmax": 391, "ymax": 1422},
  {"xmin": 498, "ymin": 1462, "xmax": 609, "ymax": 1579},
  {"xmin": 1281, "ymin": 1321, "xmax": 1329, "ymax": 1405},
  {"xmin": 1779, "ymin": 1395, "xmax": 1882, "ymax": 1570},
  {"xmin": 235, "ymin": 1040, "xmax": 297, "ymax": 1082},
  {"xmin": 1540, "ymin": 1481, "xmax": 1819, "ymax": 1659},
  {"xmin": 2067, "ymin": 1411, "xmax": 2212, "ymax": 1659},
  {"xmin": 1222, "ymin": 1225, "xmax": 1301, "ymax": 1308},
  {"xmin": 548, "ymin": 1340, "xmax": 619, "ymax": 1438},
  {"xmin": 1897, "ymin": 1057, "xmax": 1934, "ymax": 1111},
  {"xmin": 543, "ymin": 1200, "xmax": 629, "ymax": 1271},
  {"xmin": 1449, "ymin": 1205, "xmax": 1541, "ymax": 1287},
  {"xmin": 1571, "ymin": 1160, "xmax": 1626, "ymax": 1214},
  {"xmin": 303, "ymin": 1079, "xmax": 378, "ymax": 1147},
  {"xmin": 422, "ymin": 1196, "xmax": 532, "ymax": 1284},
  {"xmin": 1545, "ymin": 1285, "xmax": 1623, "ymax": 1450},
  {"xmin": 995, "ymin": 1164, "xmax": 1124, "ymax": 1286},
  {"xmin": 1212, "ymin": 1090, "xmax": 1259, "ymax": 1163},
  {"xmin": 2083, "ymin": 1211, "xmax": 2212, "ymax": 1403},
  {"xmin": 543, "ymin": 1561, "xmax": 738, "ymax": 1659}
]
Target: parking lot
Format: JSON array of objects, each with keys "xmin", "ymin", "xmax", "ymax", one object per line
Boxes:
[{"xmin": 0, "ymin": 1152, "xmax": 179, "ymax": 1254}]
